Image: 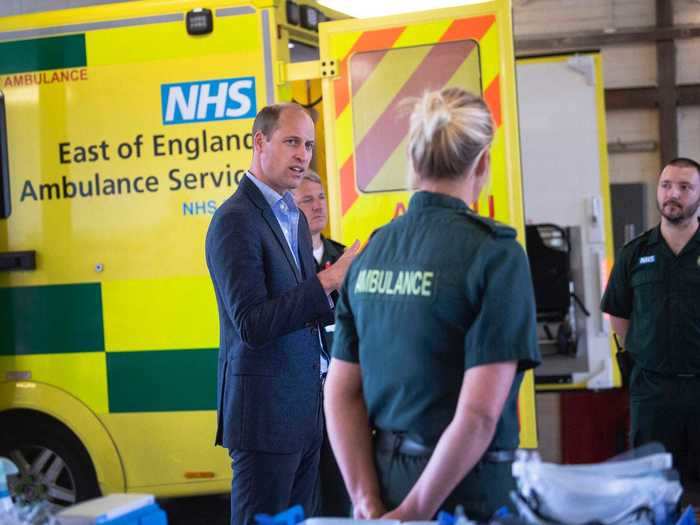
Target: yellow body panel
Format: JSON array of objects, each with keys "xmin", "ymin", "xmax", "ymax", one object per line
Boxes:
[
  {"xmin": 0, "ymin": 354, "xmax": 108, "ymax": 413},
  {"xmin": 99, "ymin": 412, "xmax": 230, "ymax": 492},
  {"xmin": 86, "ymin": 18, "xmax": 261, "ymax": 67},
  {"xmin": 0, "ymin": 382, "xmax": 125, "ymax": 494},
  {"xmin": 102, "ymin": 277, "xmax": 218, "ymax": 352},
  {"xmin": 518, "ymin": 53, "xmax": 619, "ymax": 390},
  {"xmin": 593, "ymin": 55, "xmax": 620, "ymax": 387}
]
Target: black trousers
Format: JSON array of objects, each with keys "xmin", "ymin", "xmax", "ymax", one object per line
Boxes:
[
  {"xmin": 630, "ymin": 368, "xmax": 700, "ymax": 497},
  {"xmin": 229, "ymin": 392, "xmax": 323, "ymax": 525},
  {"xmin": 373, "ymin": 446, "xmax": 515, "ymax": 521}
]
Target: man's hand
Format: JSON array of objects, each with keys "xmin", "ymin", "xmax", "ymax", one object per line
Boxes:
[
  {"xmin": 353, "ymin": 493, "xmax": 386, "ymax": 519},
  {"xmin": 317, "ymin": 240, "xmax": 360, "ymax": 294}
]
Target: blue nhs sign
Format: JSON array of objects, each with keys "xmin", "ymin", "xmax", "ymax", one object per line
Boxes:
[{"xmin": 161, "ymin": 77, "xmax": 257, "ymax": 125}]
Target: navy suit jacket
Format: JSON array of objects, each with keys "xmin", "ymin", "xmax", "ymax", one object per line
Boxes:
[{"xmin": 206, "ymin": 175, "xmax": 334, "ymax": 453}]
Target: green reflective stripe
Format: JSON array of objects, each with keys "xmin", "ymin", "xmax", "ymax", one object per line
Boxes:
[
  {"xmin": 0, "ymin": 34, "xmax": 86, "ymax": 75},
  {"xmin": 0, "ymin": 283, "xmax": 104, "ymax": 355},
  {"xmin": 107, "ymin": 349, "xmax": 217, "ymax": 412}
]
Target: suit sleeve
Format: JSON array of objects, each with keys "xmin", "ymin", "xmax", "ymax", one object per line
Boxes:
[{"xmin": 206, "ymin": 207, "xmax": 332, "ymax": 348}]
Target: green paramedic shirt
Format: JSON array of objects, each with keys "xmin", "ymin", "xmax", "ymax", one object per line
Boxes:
[
  {"xmin": 332, "ymin": 191, "xmax": 541, "ymax": 449},
  {"xmin": 601, "ymin": 223, "xmax": 700, "ymax": 375}
]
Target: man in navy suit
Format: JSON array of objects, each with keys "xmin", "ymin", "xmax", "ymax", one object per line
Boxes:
[{"xmin": 205, "ymin": 103, "xmax": 358, "ymax": 525}]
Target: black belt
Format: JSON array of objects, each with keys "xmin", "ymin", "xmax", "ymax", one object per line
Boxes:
[{"xmin": 374, "ymin": 430, "xmax": 515, "ymax": 463}]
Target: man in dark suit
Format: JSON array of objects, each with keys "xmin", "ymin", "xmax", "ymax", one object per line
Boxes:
[
  {"xmin": 293, "ymin": 171, "xmax": 350, "ymax": 517},
  {"xmin": 205, "ymin": 103, "xmax": 358, "ymax": 525}
]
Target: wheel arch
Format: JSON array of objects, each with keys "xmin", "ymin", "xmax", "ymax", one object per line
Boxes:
[{"xmin": 0, "ymin": 381, "xmax": 126, "ymax": 495}]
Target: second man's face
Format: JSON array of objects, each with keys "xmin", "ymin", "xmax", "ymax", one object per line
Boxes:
[
  {"xmin": 294, "ymin": 179, "xmax": 328, "ymax": 236},
  {"xmin": 657, "ymin": 165, "xmax": 700, "ymax": 225},
  {"xmin": 256, "ymin": 108, "xmax": 315, "ymax": 195}
]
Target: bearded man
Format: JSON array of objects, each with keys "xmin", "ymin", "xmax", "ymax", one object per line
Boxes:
[{"xmin": 602, "ymin": 157, "xmax": 700, "ymax": 496}]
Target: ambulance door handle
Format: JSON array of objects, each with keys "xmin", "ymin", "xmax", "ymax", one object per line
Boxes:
[
  {"xmin": 0, "ymin": 251, "xmax": 36, "ymax": 271},
  {"xmin": 0, "ymin": 90, "xmax": 10, "ymax": 219}
]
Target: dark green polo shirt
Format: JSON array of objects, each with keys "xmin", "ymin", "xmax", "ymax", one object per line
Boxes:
[
  {"xmin": 601, "ymin": 223, "xmax": 700, "ymax": 375},
  {"xmin": 332, "ymin": 191, "xmax": 540, "ymax": 449}
]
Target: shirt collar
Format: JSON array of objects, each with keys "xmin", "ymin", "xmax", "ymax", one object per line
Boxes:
[
  {"xmin": 687, "ymin": 218, "xmax": 700, "ymax": 246},
  {"xmin": 408, "ymin": 190, "xmax": 470, "ymax": 212},
  {"xmin": 648, "ymin": 224, "xmax": 661, "ymax": 245},
  {"xmin": 246, "ymin": 172, "xmax": 297, "ymax": 213},
  {"xmin": 649, "ymin": 218, "xmax": 700, "ymax": 246}
]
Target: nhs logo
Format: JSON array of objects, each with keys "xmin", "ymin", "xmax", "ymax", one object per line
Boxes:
[{"xmin": 161, "ymin": 77, "xmax": 257, "ymax": 125}]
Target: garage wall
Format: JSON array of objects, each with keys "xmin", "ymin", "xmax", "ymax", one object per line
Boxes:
[
  {"xmin": 513, "ymin": 0, "xmax": 655, "ymax": 34},
  {"xmin": 514, "ymin": 0, "xmax": 700, "ymax": 231}
]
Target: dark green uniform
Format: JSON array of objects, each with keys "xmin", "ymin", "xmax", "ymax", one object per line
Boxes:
[
  {"xmin": 601, "ymin": 223, "xmax": 700, "ymax": 485},
  {"xmin": 332, "ymin": 191, "xmax": 540, "ymax": 520}
]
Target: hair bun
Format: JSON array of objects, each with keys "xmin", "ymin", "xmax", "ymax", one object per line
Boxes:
[
  {"xmin": 407, "ymin": 87, "xmax": 494, "ymax": 184},
  {"xmin": 423, "ymin": 92, "xmax": 451, "ymax": 137}
]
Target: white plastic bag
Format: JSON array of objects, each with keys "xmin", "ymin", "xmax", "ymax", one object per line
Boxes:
[{"xmin": 511, "ymin": 445, "xmax": 682, "ymax": 525}]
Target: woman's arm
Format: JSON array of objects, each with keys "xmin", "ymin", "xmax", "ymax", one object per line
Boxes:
[
  {"xmin": 324, "ymin": 358, "xmax": 386, "ymax": 519},
  {"xmin": 383, "ymin": 361, "xmax": 517, "ymax": 521}
]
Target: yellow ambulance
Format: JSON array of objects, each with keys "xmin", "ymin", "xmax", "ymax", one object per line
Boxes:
[{"xmin": 0, "ymin": 0, "xmax": 537, "ymax": 505}]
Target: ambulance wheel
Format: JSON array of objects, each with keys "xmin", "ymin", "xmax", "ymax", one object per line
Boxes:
[{"xmin": 0, "ymin": 410, "xmax": 100, "ymax": 508}]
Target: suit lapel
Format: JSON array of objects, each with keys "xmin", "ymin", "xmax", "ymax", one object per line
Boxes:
[
  {"xmin": 241, "ymin": 177, "xmax": 302, "ymax": 282},
  {"xmin": 298, "ymin": 214, "xmax": 316, "ymax": 280}
]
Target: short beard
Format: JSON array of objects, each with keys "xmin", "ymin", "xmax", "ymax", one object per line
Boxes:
[{"xmin": 658, "ymin": 195, "xmax": 700, "ymax": 225}]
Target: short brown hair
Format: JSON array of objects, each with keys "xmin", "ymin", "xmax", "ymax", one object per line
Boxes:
[
  {"xmin": 667, "ymin": 157, "xmax": 700, "ymax": 176},
  {"xmin": 252, "ymin": 103, "xmax": 306, "ymax": 139}
]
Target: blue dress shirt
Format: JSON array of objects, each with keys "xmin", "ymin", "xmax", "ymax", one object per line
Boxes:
[{"xmin": 246, "ymin": 172, "xmax": 300, "ymax": 267}]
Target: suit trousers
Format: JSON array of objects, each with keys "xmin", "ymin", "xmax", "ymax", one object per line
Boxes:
[{"xmin": 229, "ymin": 388, "xmax": 324, "ymax": 525}]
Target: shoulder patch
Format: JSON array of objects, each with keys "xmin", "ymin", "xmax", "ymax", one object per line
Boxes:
[{"xmin": 461, "ymin": 211, "xmax": 516, "ymax": 239}]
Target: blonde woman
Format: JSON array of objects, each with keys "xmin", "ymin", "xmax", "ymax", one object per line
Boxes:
[{"xmin": 324, "ymin": 87, "xmax": 540, "ymax": 521}]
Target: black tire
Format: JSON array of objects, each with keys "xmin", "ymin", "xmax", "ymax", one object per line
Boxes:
[{"xmin": 0, "ymin": 410, "xmax": 100, "ymax": 508}]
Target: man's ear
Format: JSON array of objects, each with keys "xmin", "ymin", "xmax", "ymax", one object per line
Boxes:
[{"xmin": 253, "ymin": 131, "xmax": 266, "ymax": 153}]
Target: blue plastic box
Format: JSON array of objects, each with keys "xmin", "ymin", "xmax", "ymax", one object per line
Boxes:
[{"xmin": 56, "ymin": 494, "xmax": 167, "ymax": 525}]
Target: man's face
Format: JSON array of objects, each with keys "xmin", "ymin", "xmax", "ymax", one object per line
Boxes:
[
  {"xmin": 657, "ymin": 165, "xmax": 700, "ymax": 225},
  {"xmin": 256, "ymin": 108, "xmax": 315, "ymax": 194},
  {"xmin": 294, "ymin": 179, "xmax": 327, "ymax": 236}
]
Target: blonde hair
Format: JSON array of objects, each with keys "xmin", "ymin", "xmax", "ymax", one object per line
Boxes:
[
  {"xmin": 407, "ymin": 88, "xmax": 494, "ymax": 184},
  {"xmin": 301, "ymin": 170, "xmax": 322, "ymax": 185}
]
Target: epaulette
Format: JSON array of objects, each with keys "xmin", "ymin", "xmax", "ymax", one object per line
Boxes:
[
  {"xmin": 462, "ymin": 211, "xmax": 517, "ymax": 239},
  {"xmin": 622, "ymin": 227, "xmax": 653, "ymax": 248}
]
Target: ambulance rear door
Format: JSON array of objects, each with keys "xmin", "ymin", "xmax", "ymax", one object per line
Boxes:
[{"xmin": 318, "ymin": 0, "xmax": 538, "ymax": 448}]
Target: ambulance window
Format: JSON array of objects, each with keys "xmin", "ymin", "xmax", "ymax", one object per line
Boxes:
[
  {"xmin": 349, "ymin": 40, "xmax": 481, "ymax": 194},
  {"xmin": 0, "ymin": 91, "xmax": 9, "ymax": 218},
  {"xmin": 289, "ymin": 40, "xmax": 319, "ymax": 62}
]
